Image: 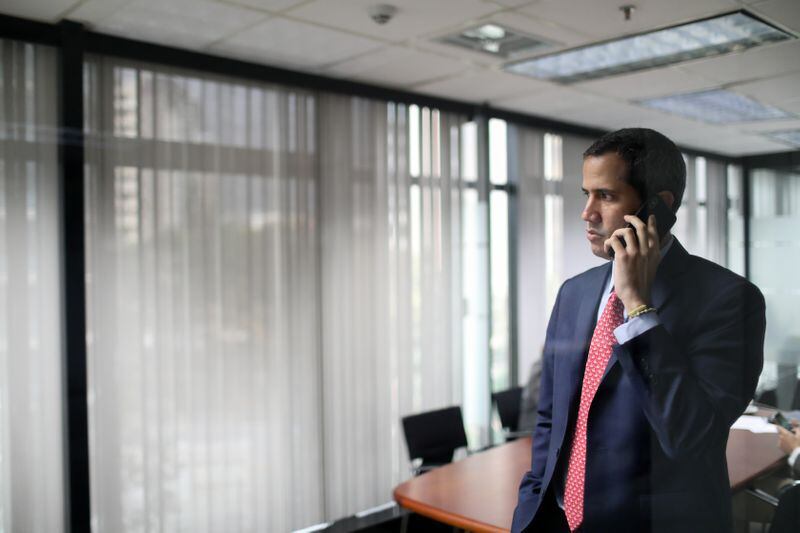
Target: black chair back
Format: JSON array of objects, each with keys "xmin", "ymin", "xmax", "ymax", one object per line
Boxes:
[
  {"xmin": 492, "ymin": 386, "xmax": 523, "ymax": 433},
  {"xmin": 792, "ymin": 379, "xmax": 800, "ymax": 410},
  {"xmin": 401, "ymin": 406, "xmax": 468, "ymax": 470},
  {"xmin": 757, "ymin": 388, "xmax": 778, "ymax": 408},
  {"xmin": 770, "ymin": 484, "xmax": 800, "ymax": 533}
]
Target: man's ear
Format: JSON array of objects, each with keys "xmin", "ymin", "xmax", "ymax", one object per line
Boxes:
[{"xmin": 657, "ymin": 191, "xmax": 675, "ymax": 211}]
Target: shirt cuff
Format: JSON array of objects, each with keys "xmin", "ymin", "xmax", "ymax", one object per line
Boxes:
[
  {"xmin": 614, "ymin": 312, "xmax": 661, "ymax": 345},
  {"xmin": 789, "ymin": 446, "xmax": 800, "ymax": 467}
]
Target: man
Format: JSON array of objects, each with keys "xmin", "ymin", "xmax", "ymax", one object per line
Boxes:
[{"xmin": 511, "ymin": 128, "xmax": 766, "ymax": 533}]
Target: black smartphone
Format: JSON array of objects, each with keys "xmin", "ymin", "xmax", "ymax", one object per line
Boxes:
[
  {"xmin": 607, "ymin": 195, "xmax": 677, "ymax": 259},
  {"xmin": 769, "ymin": 411, "xmax": 795, "ymax": 431}
]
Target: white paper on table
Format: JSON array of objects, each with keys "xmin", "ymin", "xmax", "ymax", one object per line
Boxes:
[{"xmin": 731, "ymin": 415, "xmax": 778, "ymax": 433}]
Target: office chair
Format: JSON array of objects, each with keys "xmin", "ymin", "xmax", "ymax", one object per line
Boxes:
[
  {"xmin": 757, "ymin": 388, "xmax": 778, "ymax": 408},
  {"xmin": 492, "ymin": 386, "xmax": 527, "ymax": 441},
  {"xmin": 401, "ymin": 405, "xmax": 468, "ymax": 476},
  {"xmin": 748, "ymin": 481, "xmax": 800, "ymax": 533},
  {"xmin": 791, "ymin": 379, "xmax": 800, "ymax": 411}
]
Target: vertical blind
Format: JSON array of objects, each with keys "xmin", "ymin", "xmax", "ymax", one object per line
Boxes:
[
  {"xmin": 319, "ymin": 96, "xmax": 466, "ymax": 518},
  {"xmin": 83, "ymin": 57, "xmax": 470, "ymax": 531},
  {"xmin": 0, "ymin": 39, "xmax": 64, "ymax": 533},
  {"xmin": 84, "ymin": 56, "xmax": 322, "ymax": 532}
]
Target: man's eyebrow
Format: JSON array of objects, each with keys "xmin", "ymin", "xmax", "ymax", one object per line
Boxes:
[{"xmin": 581, "ymin": 187, "xmax": 616, "ymax": 194}]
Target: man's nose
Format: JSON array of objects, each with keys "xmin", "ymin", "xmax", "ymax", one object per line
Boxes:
[{"xmin": 582, "ymin": 197, "xmax": 599, "ymax": 223}]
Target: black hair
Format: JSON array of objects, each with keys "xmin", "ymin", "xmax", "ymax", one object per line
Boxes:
[{"xmin": 583, "ymin": 128, "xmax": 686, "ymax": 212}]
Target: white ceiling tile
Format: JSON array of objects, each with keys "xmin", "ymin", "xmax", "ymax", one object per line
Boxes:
[
  {"xmin": 731, "ymin": 72, "xmax": 800, "ymax": 105},
  {"xmin": 748, "ymin": 0, "xmax": 800, "ymax": 34},
  {"xmin": 485, "ymin": 0, "xmax": 536, "ymax": 7},
  {"xmin": 574, "ymin": 66, "xmax": 721, "ymax": 100},
  {"xmin": 93, "ymin": 0, "xmax": 263, "ymax": 49},
  {"xmin": 326, "ymin": 46, "xmax": 469, "ymax": 87},
  {"xmin": 687, "ymin": 134, "xmax": 791, "ymax": 155},
  {"xmin": 287, "ymin": 0, "xmax": 500, "ymax": 43},
  {"xmin": 68, "ymin": 0, "xmax": 132, "ymax": 26},
  {"xmin": 414, "ymin": 69, "xmax": 552, "ymax": 102},
  {"xmin": 779, "ymin": 97, "xmax": 800, "ymax": 114},
  {"xmin": 680, "ymin": 39, "xmax": 800, "ymax": 84},
  {"xmin": 495, "ymin": 86, "xmax": 606, "ymax": 115},
  {"xmin": 0, "ymin": 0, "xmax": 79, "ymax": 22},
  {"xmin": 518, "ymin": 0, "xmax": 740, "ymax": 41},
  {"xmin": 212, "ymin": 17, "xmax": 384, "ymax": 69},
  {"xmin": 739, "ymin": 117, "xmax": 800, "ymax": 133}
]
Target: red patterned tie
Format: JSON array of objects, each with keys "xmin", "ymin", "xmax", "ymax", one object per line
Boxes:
[{"xmin": 564, "ymin": 290, "xmax": 625, "ymax": 531}]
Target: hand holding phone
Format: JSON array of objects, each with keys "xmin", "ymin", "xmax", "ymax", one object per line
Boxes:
[
  {"xmin": 607, "ymin": 195, "xmax": 676, "ymax": 259},
  {"xmin": 769, "ymin": 411, "xmax": 795, "ymax": 432}
]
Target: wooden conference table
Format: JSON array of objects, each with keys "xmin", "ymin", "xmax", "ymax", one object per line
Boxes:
[{"xmin": 393, "ymin": 426, "xmax": 786, "ymax": 533}]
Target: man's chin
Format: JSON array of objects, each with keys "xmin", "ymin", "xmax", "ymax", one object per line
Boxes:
[{"xmin": 590, "ymin": 243, "xmax": 612, "ymax": 260}]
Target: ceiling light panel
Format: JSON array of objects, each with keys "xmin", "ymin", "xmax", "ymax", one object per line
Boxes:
[
  {"xmin": 766, "ymin": 129, "xmax": 800, "ymax": 147},
  {"xmin": 505, "ymin": 11, "xmax": 794, "ymax": 83},
  {"xmin": 438, "ymin": 23, "xmax": 552, "ymax": 59},
  {"xmin": 639, "ymin": 89, "xmax": 792, "ymax": 124}
]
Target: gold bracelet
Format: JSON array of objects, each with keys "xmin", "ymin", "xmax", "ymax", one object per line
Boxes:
[{"xmin": 629, "ymin": 306, "xmax": 656, "ymax": 319}]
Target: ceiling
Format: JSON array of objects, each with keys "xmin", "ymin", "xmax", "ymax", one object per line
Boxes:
[{"xmin": 3, "ymin": 0, "xmax": 800, "ymax": 156}]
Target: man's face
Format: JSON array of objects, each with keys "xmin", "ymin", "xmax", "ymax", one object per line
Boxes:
[{"xmin": 581, "ymin": 152, "xmax": 642, "ymax": 259}]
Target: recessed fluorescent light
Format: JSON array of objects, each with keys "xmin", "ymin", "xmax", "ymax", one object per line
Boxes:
[
  {"xmin": 438, "ymin": 23, "xmax": 552, "ymax": 59},
  {"xmin": 638, "ymin": 89, "xmax": 792, "ymax": 124},
  {"xmin": 505, "ymin": 11, "xmax": 793, "ymax": 83},
  {"xmin": 766, "ymin": 129, "xmax": 800, "ymax": 147}
]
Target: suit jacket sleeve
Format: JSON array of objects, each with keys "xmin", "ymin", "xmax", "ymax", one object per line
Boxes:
[
  {"xmin": 615, "ymin": 277, "xmax": 766, "ymax": 459},
  {"xmin": 514, "ymin": 285, "xmax": 562, "ymax": 512}
]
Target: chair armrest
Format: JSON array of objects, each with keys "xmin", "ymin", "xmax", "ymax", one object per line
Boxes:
[{"xmin": 745, "ymin": 487, "xmax": 779, "ymax": 507}]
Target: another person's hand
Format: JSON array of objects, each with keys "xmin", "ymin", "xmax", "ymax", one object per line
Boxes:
[{"xmin": 777, "ymin": 425, "xmax": 800, "ymax": 455}]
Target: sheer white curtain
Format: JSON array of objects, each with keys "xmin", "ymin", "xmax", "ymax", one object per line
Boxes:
[
  {"xmin": 508, "ymin": 124, "xmax": 546, "ymax": 383},
  {"xmin": 318, "ymin": 95, "xmax": 466, "ymax": 518},
  {"xmin": 673, "ymin": 155, "xmax": 731, "ymax": 267},
  {"xmin": 561, "ymin": 134, "xmax": 604, "ymax": 280},
  {"xmin": 83, "ymin": 57, "xmax": 322, "ymax": 532},
  {"xmin": 0, "ymin": 39, "xmax": 64, "ymax": 533},
  {"xmin": 513, "ymin": 130, "xmax": 602, "ymax": 383},
  {"xmin": 83, "ymin": 56, "xmax": 470, "ymax": 531}
]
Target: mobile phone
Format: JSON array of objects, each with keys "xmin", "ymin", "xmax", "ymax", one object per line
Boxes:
[
  {"xmin": 769, "ymin": 411, "xmax": 795, "ymax": 431},
  {"xmin": 607, "ymin": 195, "xmax": 677, "ymax": 259}
]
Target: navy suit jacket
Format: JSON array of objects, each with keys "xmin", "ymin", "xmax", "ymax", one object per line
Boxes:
[{"xmin": 511, "ymin": 240, "xmax": 765, "ymax": 533}]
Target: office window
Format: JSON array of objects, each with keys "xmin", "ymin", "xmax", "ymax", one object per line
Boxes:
[
  {"xmin": 84, "ymin": 57, "xmax": 321, "ymax": 532},
  {"xmin": 489, "ymin": 119, "xmax": 510, "ymax": 396},
  {"xmin": 0, "ymin": 39, "xmax": 64, "ymax": 533},
  {"xmin": 750, "ymin": 165, "xmax": 800, "ymax": 406},
  {"xmin": 727, "ymin": 164, "xmax": 745, "ymax": 276},
  {"xmin": 673, "ymin": 154, "xmax": 733, "ymax": 267},
  {"xmin": 319, "ymin": 97, "xmax": 469, "ymax": 516},
  {"xmin": 543, "ymin": 133, "xmax": 563, "ymax": 312},
  {"xmin": 460, "ymin": 119, "xmax": 489, "ymax": 447}
]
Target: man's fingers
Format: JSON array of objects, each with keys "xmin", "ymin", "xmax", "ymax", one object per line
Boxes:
[
  {"xmin": 605, "ymin": 234, "xmax": 626, "ymax": 257},
  {"xmin": 615, "ymin": 227, "xmax": 638, "ymax": 254},
  {"xmin": 624, "ymin": 215, "xmax": 649, "ymax": 250}
]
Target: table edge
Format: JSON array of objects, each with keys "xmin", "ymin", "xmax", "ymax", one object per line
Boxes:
[{"xmin": 393, "ymin": 487, "xmax": 508, "ymax": 533}]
